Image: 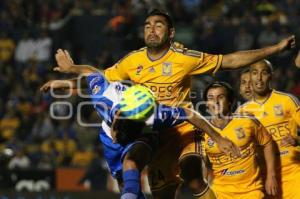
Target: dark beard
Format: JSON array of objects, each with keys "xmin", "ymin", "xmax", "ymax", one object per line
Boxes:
[
  {"xmin": 145, "ymin": 33, "xmax": 170, "ymax": 51},
  {"xmin": 146, "ymin": 41, "xmax": 162, "ymax": 49},
  {"xmin": 254, "ymin": 86, "xmax": 272, "ymax": 99}
]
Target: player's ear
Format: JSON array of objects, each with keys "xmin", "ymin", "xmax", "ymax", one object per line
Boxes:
[{"xmin": 169, "ymin": 28, "xmax": 175, "ymax": 40}]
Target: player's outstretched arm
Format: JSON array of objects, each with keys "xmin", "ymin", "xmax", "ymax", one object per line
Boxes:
[
  {"xmin": 40, "ymin": 49, "xmax": 99, "ymax": 92},
  {"xmin": 54, "ymin": 49, "xmax": 102, "ymax": 76},
  {"xmin": 222, "ymin": 35, "xmax": 296, "ymax": 69},
  {"xmin": 39, "ymin": 77, "xmax": 87, "ymax": 94},
  {"xmin": 183, "ymin": 108, "xmax": 241, "ymax": 157},
  {"xmin": 40, "ymin": 78, "xmax": 77, "ymax": 92},
  {"xmin": 263, "ymin": 141, "xmax": 278, "ymax": 196}
]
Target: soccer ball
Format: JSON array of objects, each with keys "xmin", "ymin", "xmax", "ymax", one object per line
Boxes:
[{"xmin": 119, "ymin": 85, "xmax": 155, "ymax": 121}]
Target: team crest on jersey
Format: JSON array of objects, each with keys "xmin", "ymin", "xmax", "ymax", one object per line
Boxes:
[
  {"xmin": 235, "ymin": 127, "xmax": 245, "ymax": 139},
  {"xmin": 136, "ymin": 65, "xmax": 143, "ymax": 75},
  {"xmin": 89, "ymin": 76, "xmax": 101, "ymax": 88},
  {"xmin": 162, "ymin": 62, "xmax": 172, "ymax": 76},
  {"xmin": 273, "ymin": 105, "xmax": 283, "ymax": 116},
  {"xmin": 92, "ymin": 85, "xmax": 101, "ymax": 95},
  {"xmin": 207, "ymin": 137, "xmax": 215, "ymax": 147}
]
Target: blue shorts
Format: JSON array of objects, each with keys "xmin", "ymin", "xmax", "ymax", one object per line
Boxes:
[{"xmin": 99, "ymin": 128, "xmax": 157, "ymax": 179}]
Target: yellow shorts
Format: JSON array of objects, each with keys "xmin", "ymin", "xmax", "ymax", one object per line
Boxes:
[
  {"xmin": 213, "ymin": 188, "xmax": 265, "ymax": 199},
  {"xmin": 148, "ymin": 122, "xmax": 202, "ymax": 191}
]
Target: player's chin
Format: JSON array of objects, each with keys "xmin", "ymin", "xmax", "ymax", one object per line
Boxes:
[
  {"xmin": 245, "ymin": 93, "xmax": 252, "ymax": 100},
  {"xmin": 145, "ymin": 41, "xmax": 162, "ymax": 48},
  {"xmin": 257, "ymin": 89, "xmax": 268, "ymax": 96}
]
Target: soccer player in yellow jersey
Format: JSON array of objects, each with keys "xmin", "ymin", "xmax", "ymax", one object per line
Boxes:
[
  {"xmin": 238, "ymin": 60, "xmax": 300, "ymax": 199},
  {"xmin": 41, "ymin": 9, "xmax": 296, "ymax": 199},
  {"xmin": 203, "ymin": 82, "xmax": 278, "ymax": 199}
]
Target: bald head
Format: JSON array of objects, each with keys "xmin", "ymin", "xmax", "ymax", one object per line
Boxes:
[{"xmin": 250, "ymin": 59, "xmax": 273, "ymax": 74}]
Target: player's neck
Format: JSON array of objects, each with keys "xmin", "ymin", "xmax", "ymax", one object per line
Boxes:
[
  {"xmin": 253, "ymin": 89, "xmax": 272, "ymax": 103},
  {"xmin": 147, "ymin": 43, "xmax": 170, "ymax": 60},
  {"xmin": 211, "ymin": 114, "xmax": 231, "ymax": 129}
]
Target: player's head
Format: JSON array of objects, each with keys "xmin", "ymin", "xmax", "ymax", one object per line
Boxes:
[
  {"xmin": 112, "ymin": 117, "xmax": 146, "ymax": 146},
  {"xmin": 250, "ymin": 59, "xmax": 273, "ymax": 96},
  {"xmin": 144, "ymin": 9, "xmax": 175, "ymax": 49},
  {"xmin": 204, "ymin": 81, "xmax": 235, "ymax": 117},
  {"xmin": 239, "ymin": 68, "xmax": 253, "ymax": 101}
]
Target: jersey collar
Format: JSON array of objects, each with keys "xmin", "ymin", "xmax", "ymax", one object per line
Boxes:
[
  {"xmin": 146, "ymin": 47, "xmax": 171, "ymax": 62},
  {"xmin": 253, "ymin": 89, "xmax": 274, "ymax": 106},
  {"xmin": 209, "ymin": 116, "xmax": 233, "ymax": 130}
]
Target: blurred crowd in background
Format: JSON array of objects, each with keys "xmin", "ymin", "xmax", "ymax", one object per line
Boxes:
[{"xmin": 0, "ymin": 0, "xmax": 300, "ymax": 191}]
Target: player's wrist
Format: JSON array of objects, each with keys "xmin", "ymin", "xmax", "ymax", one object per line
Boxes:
[
  {"xmin": 275, "ymin": 41, "xmax": 286, "ymax": 53},
  {"xmin": 266, "ymin": 171, "xmax": 276, "ymax": 178}
]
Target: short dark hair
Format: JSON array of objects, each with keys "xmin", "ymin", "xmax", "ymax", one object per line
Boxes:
[
  {"xmin": 240, "ymin": 68, "xmax": 250, "ymax": 75},
  {"xmin": 239, "ymin": 68, "xmax": 250, "ymax": 84},
  {"xmin": 113, "ymin": 119, "xmax": 145, "ymax": 146},
  {"xmin": 203, "ymin": 81, "xmax": 236, "ymax": 105},
  {"xmin": 146, "ymin": 9, "xmax": 174, "ymax": 29}
]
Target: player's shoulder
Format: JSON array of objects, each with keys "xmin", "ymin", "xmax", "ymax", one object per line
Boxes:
[
  {"xmin": 272, "ymin": 90, "xmax": 300, "ymax": 106},
  {"xmin": 117, "ymin": 47, "xmax": 147, "ymax": 63},
  {"xmin": 233, "ymin": 112, "xmax": 255, "ymax": 119},
  {"xmin": 170, "ymin": 45, "xmax": 203, "ymax": 58},
  {"xmin": 233, "ymin": 112, "xmax": 261, "ymax": 126},
  {"xmin": 235, "ymin": 100, "xmax": 255, "ymax": 112}
]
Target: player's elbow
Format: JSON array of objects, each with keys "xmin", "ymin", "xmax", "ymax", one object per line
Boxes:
[{"xmin": 221, "ymin": 54, "xmax": 242, "ymax": 69}]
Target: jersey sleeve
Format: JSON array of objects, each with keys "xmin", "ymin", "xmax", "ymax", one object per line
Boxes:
[
  {"xmin": 104, "ymin": 56, "xmax": 131, "ymax": 81},
  {"xmin": 294, "ymin": 107, "xmax": 300, "ymax": 126},
  {"xmin": 86, "ymin": 73, "xmax": 113, "ymax": 124},
  {"xmin": 152, "ymin": 104, "xmax": 187, "ymax": 130},
  {"xmin": 185, "ymin": 51, "xmax": 223, "ymax": 75},
  {"xmin": 254, "ymin": 120, "xmax": 272, "ymax": 146},
  {"xmin": 234, "ymin": 104, "xmax": 253, "ymax": 115},
  {"xmin": 86, "ymin": 73, "xmax": 109, "ymax": 102},
  {"xmin": 287, "ymin": 95, "xmax": 300, "ymax": 127}
]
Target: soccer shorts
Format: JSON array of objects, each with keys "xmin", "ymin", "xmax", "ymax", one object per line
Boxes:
[
  {"xmin": 99, "ymin": 128, "xmax": 158, "ymax": 180},
  {"xmin": 213, "ymin": 187, "xmax": 265, "ymax": 199},
  {"xmin": 148, "ymin": 121, "xmax": 202, "ymax": 191}
]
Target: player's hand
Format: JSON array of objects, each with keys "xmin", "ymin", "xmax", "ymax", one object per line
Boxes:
[
  {"xmin": 295, "ymin": 50, "xmax": 300, "ymax": 68},
  {"xmin": 280, "ymin": 134, "xmax": 297, "ymax": 147},
  {"xmin": 40, "ymin": 80, "xmax": 73, "ymax": 92},
  {"xmin": 265, "ymin": 174, "xmax": 278, "ymax": 196},
  {"xmin": 276, "ymin": 35, "xmax": 296, "ymax": 52},
  {"xmin": 216, "ymin": 137, "xmax": 241, "ymax": 157},
  {"xmin": 54, "ymin": 49, "xmax": 74, "ymax": 73}
]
